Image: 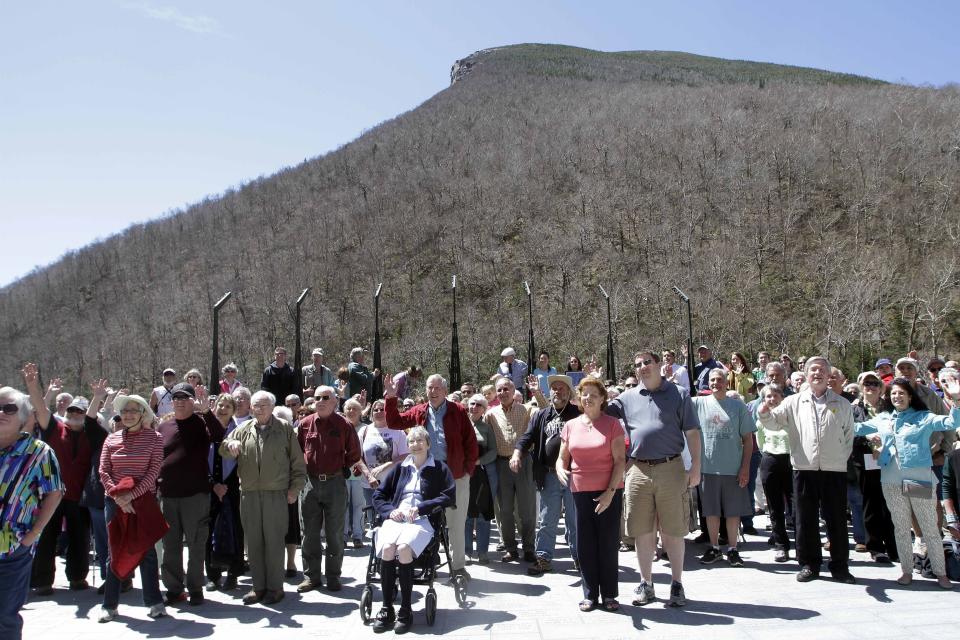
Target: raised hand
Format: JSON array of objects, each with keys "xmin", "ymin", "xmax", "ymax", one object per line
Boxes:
[
  {"xmin": 21, "ymin": 363, "xmax": 40, "ymax": 390},
  {"xmin": 382, "ymin": 372, "xmax": 397, "ymax": 398},
  {"xmin": 525, "ymin": 374, "xmax": 540, "ymax": 395},
  {"xmin": 90, "ymin": 378, "xmax": 110, "ymax": 402},
  {"xmin": 944, "ymin": 377, "xmax": 960, "ymax": 400},
  {"xmin": 47, "ymin": 376, "xmax": 63, "ymax": 395},
  {"xmin": 194, "ymin": 384, "xmax": 208, "ymax": 409}
]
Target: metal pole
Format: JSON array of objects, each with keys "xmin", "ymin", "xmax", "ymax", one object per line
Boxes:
[
  {"xmin": 372, "ymin": 283, "xmax": 384, "ymax": 401},
  {"xmin": 599, "ymin": 285, "xmax": 615, "ymax": 381},
  {"xmin": 449, "ymin": 275, "xmax": 461, "ymax": 390},
  {"xmin": 210, "ymin": 292, "xmax": 232, "ymax": 396},
  {"xmin": 673, "ymin": 286, "xmax": 695, "ymax": 390},
  {"xmin": 294, "ymin": 288, "xmax": 311, "ymax": 400},
  {"xmin": 525, "ymin": 281, "xmax": 535, "ymax": 399}
]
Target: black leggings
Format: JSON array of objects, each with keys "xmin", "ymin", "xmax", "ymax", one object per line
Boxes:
[{"xmin": 573, "ymin": 490, "xmax": 622, "ymax": 602}]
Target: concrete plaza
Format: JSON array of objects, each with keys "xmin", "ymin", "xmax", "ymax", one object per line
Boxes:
[{"xmin": 21, "ymin": 515, "xmax": 954, "ymax": 640}]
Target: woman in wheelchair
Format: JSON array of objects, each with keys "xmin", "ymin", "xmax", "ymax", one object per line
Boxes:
[{"xmin": 371, "ymin": 426, "xmax": 455, "ymax": 633}]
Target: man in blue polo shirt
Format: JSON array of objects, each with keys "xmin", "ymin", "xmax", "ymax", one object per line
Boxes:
[{"xmin": 607, "ymin": 350, "xmax": 701, "ymax": 608}]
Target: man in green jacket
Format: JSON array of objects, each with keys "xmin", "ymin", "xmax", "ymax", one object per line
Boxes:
[{"xmin": 220, "ymin": 390, "xmax": 306, "ymax": 605}]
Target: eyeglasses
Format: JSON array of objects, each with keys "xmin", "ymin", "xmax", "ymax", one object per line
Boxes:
[
  {"xmin": 0, "ymin": 403, "xmax": 19, "ymax": 415},
  {"xmin": 635, "ymin": 358, "xmax": 653, "ymax": 367},
  {"xmin": 929, "ymin": 367, "xmax": 944, "ymax": 374},
  {"xmin": 862, "ymin": 380, "xmax": 881, "ymax": 388}
]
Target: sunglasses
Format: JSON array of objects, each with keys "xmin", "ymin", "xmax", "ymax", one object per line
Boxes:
[
  {"xmin": 624, "ymin": 383, "xmax": 638, "ymax": 388},
  {"xmin": 66, "ymin": 407, "xmax": 85, "ymax": 414},
  {"xmin": 862, "ymin": 380, "xmax": 881, "ymax": 388},
  {"xmin": 930, "ymin": 368, "xmax": 944, "ymax": 374},
  {"xmin": 315, "ymin": 395, "xmax": 335, "ymax": 401},
  {"xmin": 635, "ymin": 358, "xmax": 654, "ymax": 367},
  {"xmin": 0, "ymin": 403, "xmax": 19, "ymax": 415}
]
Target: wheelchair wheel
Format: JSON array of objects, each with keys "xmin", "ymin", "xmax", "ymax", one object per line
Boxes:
[
  {"xmin": 453, "ymin": 575, "xmax": 467, "ymax": 605},
  {"xmin": 425, "ymin": 587, "xmax": 437, "ymax": 626},
  {"xmin": 360, "ymin": 585, "xmax": 373, "ymax": 623}
]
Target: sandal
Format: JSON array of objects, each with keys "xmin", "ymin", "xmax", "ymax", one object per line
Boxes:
[
  {"xmin": 603, "ymin": 599, "xmax": 620, "ymax": 612},
  {"xmin": 578, "ymin": 599, "xmax": 597, "ymax": 612}
]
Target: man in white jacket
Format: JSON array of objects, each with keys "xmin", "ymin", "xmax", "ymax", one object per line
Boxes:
[{"xmin": 758, "ymin": 356, "xmax": 856, "ymax": 584}]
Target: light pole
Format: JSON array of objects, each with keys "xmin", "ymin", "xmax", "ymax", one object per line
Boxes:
[
  {"xmin": 293, "ymin": 288, "xmax": 311, "ymax": 400},
  {"xmin": 209, "ymin": 291, "xmax": 232, "ymax": 395},
  {"xmin": 449, "ymin": 275, "xmax": 461, "ymax": 390},
  {"xmin": 599, "ymin": 285, "xmax": 615, "ymax": 381},
  {"xmin": 673, "ymin": 286, "xmax": 695, "ymax": 390},
  {"xmin": 525, "ymin": 281, "xmax": 535, "ymax": 398},
  {"xmin": 372, "ymin": 283, "xmax": 384, "ymax": 400}
]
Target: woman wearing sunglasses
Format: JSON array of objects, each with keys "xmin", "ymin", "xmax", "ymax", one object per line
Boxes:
[
  {"xmin": 854, "ymin": 376, "xmax": 960, "ymax": 588},
  {"xmin": 0, "ymin": 385, "xmax": 63, "ymax": 640}
]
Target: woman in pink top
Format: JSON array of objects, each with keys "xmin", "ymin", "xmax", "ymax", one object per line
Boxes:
[{"xmin": 557, "ymin": 378, "xmax": 626, "ymax": 612}]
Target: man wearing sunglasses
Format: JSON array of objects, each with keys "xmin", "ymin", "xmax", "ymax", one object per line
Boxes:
[
  {"xmin": 296, "ymin": 386, "xmax": 362, "ymax": 593},
  {"xmin": 607, "ymin": 351, "xmax": 701, "ymax": 608}
]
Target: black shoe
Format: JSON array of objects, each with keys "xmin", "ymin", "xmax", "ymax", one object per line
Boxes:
[
  {"xmin": 284, "ymin": 568, "xmax": 298, "ymax": 579},
  {"xmin": 796, "ymin": 566, "xmax": 819, "ymax": 582},
  {"xmin": 297, "ymin": 579, "xmax": 322, "ymax": 593},
  {"xmin": 501, "ymin": 550, "xmax": 519, "ymax": 562},
  {"xmin": 325, "ymin": 576, "xmax": 342, "ymax": 591},
  {"xmin": 262, "ymin": 589, "xmax": 284, "ymax": 605},
  {"xmin": 205, "ymin": 579, "xmax": 220, "ymax": 592},
  {"xmin": 726, "ymin": 549, "xmax": 744, "ymax": 567},
  {"xmin": 774, "ymin": 548, "xmax": 789, "ymax": 563},
  {"xmin": 742, "ymin": 526, "xmax": 758, "ymax": 536},
  {"xmin": 372, "ymin": 606, "xmax": 395, "ymax": 633},
  {"xmin": 700, "ymin": 547, "xmax": 723, "ymax": 564},
  {"xmin": 872, "ymin": 552, "xmax": 892, "ymax": 565},
  {"xmin": 522, "ymin": 550, "xmax": 537, "ymax": 563},
  {"xmin": 69, "ymin": 580, "xmax": 89, "ymax": 590},
  {"xmin": 34, "ymin": 585, "xmax": 53, "ymax": 596},
  {"xmin": 394, "ymin": 610, "xmax": 412, "ymax": 634},
  {"xmin": 832, "ymin": 572, "xmax": 856, "ymax": 584},
  {"xmin": 223, "ymin": 575, "xmax": 238, "ymax": 591},
  {"xmin": 189, "ymin": 591, "xmax": 204, "ymax": 606}
]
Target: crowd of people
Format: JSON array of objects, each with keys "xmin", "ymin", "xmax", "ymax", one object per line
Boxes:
[{"xmin": 2, "ymin": 343, "xmax": 960, "ymax": 638}]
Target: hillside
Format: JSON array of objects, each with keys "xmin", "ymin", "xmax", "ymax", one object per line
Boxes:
[{"xmin": 3, "ymin": 44, "xmax": 959, "ymax": 393}]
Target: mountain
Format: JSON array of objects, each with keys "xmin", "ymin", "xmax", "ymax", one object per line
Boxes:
[{"xmin": 3, "ymin": 44, "xmax": 958, "ymax": 393}]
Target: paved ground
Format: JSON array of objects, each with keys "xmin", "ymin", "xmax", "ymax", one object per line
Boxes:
[{"xmin": 22, "ymin": 515, "xmax": 956, "ymax": 639}]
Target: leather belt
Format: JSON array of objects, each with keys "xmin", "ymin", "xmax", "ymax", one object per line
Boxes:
[{"xmin": 631, "ymin": 454, "xmax": 680, "ymax": 466}]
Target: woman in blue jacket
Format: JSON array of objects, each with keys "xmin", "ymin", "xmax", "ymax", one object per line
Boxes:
[
  {"xmin": 371, "ymin": 426, "xmax": 455, "ymax": 634},
  {"xmin": 855, "ymin": 376, "xmax": 960, "ymax": 588}
]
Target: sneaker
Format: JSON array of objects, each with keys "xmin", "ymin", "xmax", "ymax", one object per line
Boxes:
[
  {"xmin": 632, "ymin": 581, "xmax": 656, "ymax": 606},
  {"xmin": 372, "ymin": 606, "xmax": 395, "ymax": 633},
  {"xmin": 98, "ymin": 607, "xmax": 118, "ymax": 623},
  {"xmin": 147, "ymin": 604, "xmax": 167, "ymax": 619},
  {"xmin": 774, "ymin": 548, "xmax": 789, "ymax": 563},
  {"xmin": 394, "ymin": 608, "xmax": 412, "ymax": 634},
  {"xmin": 796, "ymin": 566, "xmax": 819, "ymax": 582},
  {"xmin": 667, "ymin": 582, "xmax": 686, "ymax": 607},
  {"xmin": 526, "ymin": 557, "xmax": 553, "ymax": 576},
  {"xmin": 700, "ymin": 547, "xmax": 723, "ymax": 564},
  {"xmin": 726, "ymin": 549, "xmax": 744, "ymax": 567}
]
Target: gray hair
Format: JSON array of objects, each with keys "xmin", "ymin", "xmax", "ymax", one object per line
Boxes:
[
  {"xmin": 804, "ymin": 356, "xmax": 831, "ymax": 375},
  {"xmin": 763, "ymin": 383, "xmax": 785, "ymax": 397},
  {"xmin": 232, "ymin": 386, "xmax": 252, "ymax": 401},
  {"xmin": 251, "ymin": 390, "xmax": 276, "ymax": 406},
  {"xmin": 940, "ymin": 367, "xmax": 959, "ymax": 385},
  {"xmin": 0, "ymin": 386, "xmax": 32, "ymax": 423},
  {"xmin": 55, "ymin": 392, "xmax": 74, "ymax": 404},
  {"xmin": 222, "ymin": 362, "xmax": 238, "ymax": 374},
  {"xmin": 765, "ymin": 362, "xmax": 786, "ymax": 376},
  {"xmin": 426, "ymin": 374, "xmax": 448, "ymax": 390},
  {"xmin": 406, "ymin": 425, "xmax": 431, "ymax": 446},
  {"xmin": 284, "ymin": 394, "xmax": 302, "ymax": 405},
  {"xmin": 272, "ymin": 406, "xmax": 293, "ymax": 423},
  {"xmin": 468, "ymin": 393, "xmax": 488, "ymax": 409},
  {"xmin": 343, "ymin": 398, "xmax": 363, "ymax": 412}
]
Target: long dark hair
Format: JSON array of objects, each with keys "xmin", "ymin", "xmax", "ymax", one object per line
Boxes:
[
  {"xmin": 567, "ymin": 355, "xmax": 582, "ymax": 372},
  {"xmin": 885, "ymin": 378, "xmax": 928, "ymax": 412}
]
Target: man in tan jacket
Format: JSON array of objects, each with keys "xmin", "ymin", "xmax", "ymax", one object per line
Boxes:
[{"xmin": 758, "ymin": 356, "xmax": 855, "ymax": 584}]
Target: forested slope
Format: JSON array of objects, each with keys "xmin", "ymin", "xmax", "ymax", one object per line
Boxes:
[{"xmin": 3, "ymin": 44, "xmax": 959, "ymax": 392}]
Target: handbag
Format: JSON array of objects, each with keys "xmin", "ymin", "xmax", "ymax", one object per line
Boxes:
[{"xmin": 901, "ymin": 478, "xmax": 933, "ymax": 498}]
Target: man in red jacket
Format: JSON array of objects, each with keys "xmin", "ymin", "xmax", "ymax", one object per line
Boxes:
[{"xmin": 384, "ymin": 373, "xmax": 478, "ymax": 580}]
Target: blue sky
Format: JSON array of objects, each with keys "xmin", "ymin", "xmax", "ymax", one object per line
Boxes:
[{"xmin": 2, "ymin": 0, "xmax": 957, "ymax": 287}]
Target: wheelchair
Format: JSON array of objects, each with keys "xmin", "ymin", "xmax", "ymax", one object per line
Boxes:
[{"xmin": 359, "ymin": 507, "xmax": 468, "ymax": 626}]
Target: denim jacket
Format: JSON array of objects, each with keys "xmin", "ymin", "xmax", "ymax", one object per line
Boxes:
[{"xmin": 854, "ymin": 407, "xmax": 960, "ymax": 473}]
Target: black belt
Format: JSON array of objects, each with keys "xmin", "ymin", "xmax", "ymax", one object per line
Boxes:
[
  {"xmin": 632, "ymin": 454, "xmax": 680, "ymax": 466},
  {"xmin": 311, "ymin": 473, "xmax": 338, "ymax": 482}
]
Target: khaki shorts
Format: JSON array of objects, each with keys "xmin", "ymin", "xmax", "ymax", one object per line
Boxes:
[{"xmin": 623, "ymin": 457, "xmax": 690, "ymax": 538}]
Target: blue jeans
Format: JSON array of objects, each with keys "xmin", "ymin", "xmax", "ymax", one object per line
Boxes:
[
  {"xmin": 103, "ymin": 497, "xmax": 162, "ymax": 610},
  {"xmin": 344, "ymin": 480, "xmax": 366, "ymax": 541},
  {"xmin": 742, "ymin": 449, "xmax": 762, "ymax": 528},
  {"xmin": 536, "ymin": 471, "xmax": 578, "ymax": 562},
  {"xmin": 847, "ymin": 482, "xmax": 865, "ymax": 545},
  {"xmin": 465, "ymin": 462, "xmax": 498, "ymax": 558},
  {"xmin": 0, "ymin": 544, "xmax": 34, "ymax": 640},
  {"xmin": 88, "ymin": 506, "xmax": 108, "ymax": 579}
]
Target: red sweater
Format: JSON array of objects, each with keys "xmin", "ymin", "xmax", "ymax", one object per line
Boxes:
[{"xmin": 384, "ymin": 397, "xmax": 478, "ymax": 479}]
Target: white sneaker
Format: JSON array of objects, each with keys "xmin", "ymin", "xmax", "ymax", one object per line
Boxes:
[
  {"xmin": 148, "ymin": 603, "xmax": 167, "ymax": 619},
  {"xmin": 98, "ymin": 607, "xmax": 118, "ymax": 623}
]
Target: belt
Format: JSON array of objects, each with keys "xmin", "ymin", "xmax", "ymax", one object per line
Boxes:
[
  {"xmin": 311, "ymin": 473, "xmax": 338, "ymax": 482},
  {"xmin": 631, "ymin": 454, "xmax": 680, "ymax": 466}
]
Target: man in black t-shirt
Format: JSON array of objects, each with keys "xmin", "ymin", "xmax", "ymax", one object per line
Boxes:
[{"xmin": 512, "ymin": 375, "xmax": 582, "ymax": 576}]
